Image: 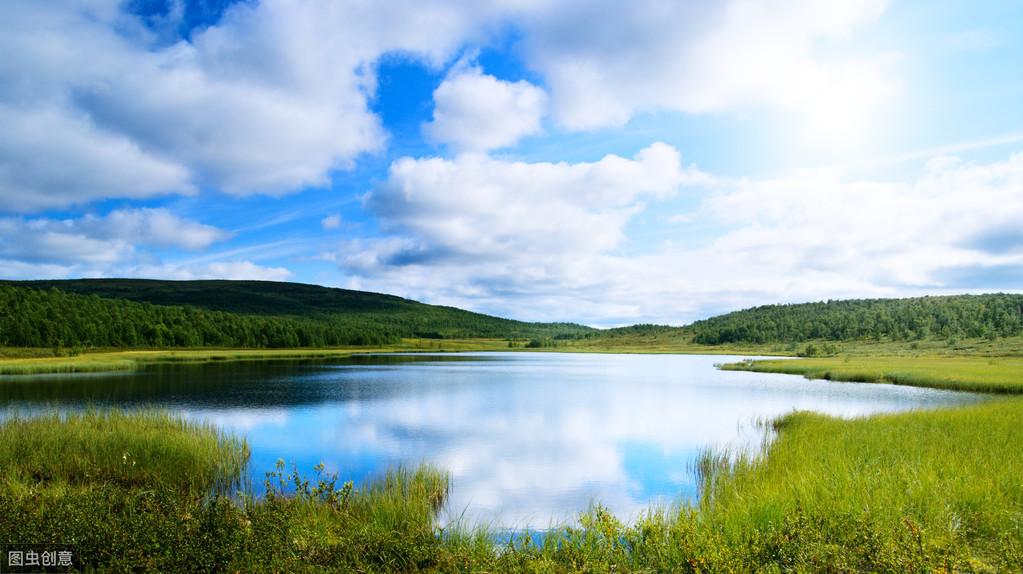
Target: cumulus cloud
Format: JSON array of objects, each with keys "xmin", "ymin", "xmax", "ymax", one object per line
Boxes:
[
  {"xmin": 697, "ymin": 153, "xmax": 1023, "ymax": 293},
  {"xmin": 424, "ymin": 64, "xmax": 547, "ymax": 151},
  {"xmin": 0, "ymin": 106, "xmax": 195, "ymax": 212},
  {"xmin": 335, "ymin": 148, "xmax": 1023, "ymax": 325},
  {"xmin": 363, "ymin": 142, "xmax": 702, "ymax": 260},
  {"xmin": 0, "ymin": 209, "xmax": 229, "ymax": 268},
  {"xmin": 0, "ymin": 208, "xmax": 265, "ymax": 281},
  {"xmin": 1, "ymin": 0, "xmax": 896, "ymax": 212},
  {"xmin": 334, "ymin": 143, "xmax": 713, "ymax": 321},
  {"xmin": 0, "ymin": 0, "xmax": 503, "ymax": 211},
  {"xmin": 511, "ymin": 0, "xmax": 895, "ymax": 131}
]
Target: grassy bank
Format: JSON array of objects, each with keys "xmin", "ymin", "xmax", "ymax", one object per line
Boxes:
[
  {"xmin": 0, "ymin": 410, "xmax": 454, "ymax": 573},
  {"xmin": 0, "ymin": 339, "xmax": 516, "ymax": 375},
  {"xmin": 723, "ymin": 354, "xmax": 1023, "ymax": 393},
  {"xmin": 7, "ymin": 397, "xmax": 1023, "ymax": 571}
]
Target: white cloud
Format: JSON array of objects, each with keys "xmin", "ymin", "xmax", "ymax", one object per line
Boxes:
[
  {"xmin": 96, "ymin": 208, "xmax": 230, "ymax": 250},
  {"xmin": 336, "ymin": 147, "xmax": 1023, "ymax": 325},
  {"xmin": 0, "ymin": 0, "xmax": 503, "ymax": 211},
  {"xmin": 0, "ymin": 209, "xmax": 239, "ymax": 280},
  {"xmin": 321, "ymin": 214, "xmax": 342, "ymax": 230},
  {"xmin": 364, "ymin": 142, "xmax": 701, "ymax": 258},
  {"xmin": 0, "ymin": 0, "xmax": 897, "ymax": 212},
  {"xmin": 335, "ymin": 143, "xmax": 712, "ymax": 322},
  {"xmin": 0, "ymin": 106, "xmax": 195, "ymax": 211},
  {"xmin": 129, "ymin": 260, "xmax": 293, "ymax": 282},
  {"xmin": 0, "ymin": 209, "xmax": 228, "ymax": 268},
  {"xmin": 511, "ymin": 0, "xmax": 895, "ymax": 132},
  {"xmin": 424, "ymin": 64, "xmax": 547, "ymax": 151}
]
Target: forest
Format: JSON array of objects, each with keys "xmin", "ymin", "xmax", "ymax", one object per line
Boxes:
[
  {"xmin": 6, "ymin": 280, "xmax": 1023, "ymax": 351},
  {"xmin": 688, "ymin": 294, "xmax": 1023, "ymax": 344},
  {"xmin": 0, "ymin": 281, "xmax": 593, "ymax": 349}
]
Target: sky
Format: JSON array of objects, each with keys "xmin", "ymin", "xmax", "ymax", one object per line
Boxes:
[{"xmin": 1, "ymin": 0, "xmax": 1022, "ymax": 326}]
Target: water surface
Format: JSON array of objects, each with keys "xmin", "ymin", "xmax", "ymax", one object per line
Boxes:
[{"xmin": 0, "ymin": 352, "xmax": 978, "ymax": 527}]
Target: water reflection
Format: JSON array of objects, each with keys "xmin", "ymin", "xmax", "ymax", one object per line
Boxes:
[{"xmin": 0, "ymin": 352, "xmax": 979, "ymax": 527}]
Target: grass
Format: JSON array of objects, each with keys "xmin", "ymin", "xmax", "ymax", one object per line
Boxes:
[
  {"xmin": 0, "ymin": 410, "xmax": 248, "ymax": 494},
  {"xmin": 6, "ymin": 334, "xmax": 1023, "ymax": 376},
  {"xmin": 7, "ymin": 344, "xmax": 1023, "ymax": 570},
  {"xmin": 0, "ymin": 339, "xmax": 517, "ymax": 375},
  {"xmin": 694, "ymin": 398, "xmax": 1023, "ymax": 571},
  {"xmin": 723, "ymin": 354, "xmax": 1023, "ymax": 393},
  {"xmin": 0, "ymin": 409, "xmax": 456, "ymax": 572}
]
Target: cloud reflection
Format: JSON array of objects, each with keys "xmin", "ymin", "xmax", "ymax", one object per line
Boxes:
[{"xmin": 174, "ymin": 353, "xmax": 978, "ymax": 528}]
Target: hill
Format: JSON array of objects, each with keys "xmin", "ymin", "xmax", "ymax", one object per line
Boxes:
[
  {"xmin": 0, "ymin": 280, "xmax": 594, "ymax": 349},
  {"xmin": 688, "ymin": 294, "xmax": 1023, "ymax": 345}
]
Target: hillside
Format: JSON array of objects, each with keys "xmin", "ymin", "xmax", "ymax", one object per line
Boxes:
[
  {"xmin": 688, "ymin": 294, "xmax": 1023, "ymax": 344},
  {"xmin": 7, "ymin": 279, "xmax": 484, "ymax": 316},
  {"xmin": 0, "ymin": 280, "xmax": 594, "ymax": 348}
]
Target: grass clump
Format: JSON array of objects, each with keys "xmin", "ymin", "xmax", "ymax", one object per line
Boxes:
[{"xmin": 0, "ymin": 410, "xmax": 248, "ymax": 494}]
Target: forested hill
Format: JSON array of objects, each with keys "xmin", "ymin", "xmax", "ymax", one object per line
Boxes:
[
  {"xmin": 0, "ymin": 280, "xmax": 594, "ymax": 349},
  {"xmin": 7, "ymin": 279, "xmax": 466, "ymax": 315},
  {"xmin": 688, "ymin": 294, "xmax": 1023, "ymax": 344}
]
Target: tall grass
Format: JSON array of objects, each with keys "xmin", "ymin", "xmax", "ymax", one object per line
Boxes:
[
  {"xmin": 0, "ymin": 410, "xmax": 248, "ymax": 494},
  {"xmin": 5, "ymin": 367, "xmax": 1023, "ymax": 570}
]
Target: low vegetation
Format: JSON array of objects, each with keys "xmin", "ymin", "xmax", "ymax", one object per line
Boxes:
[
  {"xmin": 0, "ymin": 339, "xmax": 517, "ymax": 375},
  {"xmin": 723, "ymin": 354, "xmax": 1023, "ymax": 393},
  {"xmin": 0, "ymin": 410, "xmax": 455, "ymax": 573},
  {"xmin": 6, "ymin": 397, "xmax": 1023, "ymax": 572}
]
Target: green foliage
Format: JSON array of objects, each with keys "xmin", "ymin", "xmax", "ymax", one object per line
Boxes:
[
  {"xmin": 690, "ymin": 293, "xmax": 1023, "ymax": 344},
  {"xmin": 525, "ymin": 337, "xmax": 556, "ymax": 348},
  {"xmin": 0, "ymin": 281, "xmax": 594, "ymax": 349},
  {"xmin": 798, "ymin": 341, "xmax": 839, "ymax": 357}
]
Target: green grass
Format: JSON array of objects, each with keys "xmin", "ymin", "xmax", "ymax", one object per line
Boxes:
[
  {"xmin": 0, "ymin": 410, "xmax": 248, "ymax": 494},
  {"xmin": 694, "ymin": 399, "xmax": 1023, "ymax": 571},
  {"xmin": 723, "ymin": 354, "xmax": 1023, "ymax": 393},
  {"xmin": 7, "ymin": 349, "xmax": 1023, "ymax": 571},
  {"xmin": 0, "ymin": 410, "xmax": 458, "ymax": 572},
  {"xmin": 0, "ymin": 339, "xmax": 518, "ymax": 375}
]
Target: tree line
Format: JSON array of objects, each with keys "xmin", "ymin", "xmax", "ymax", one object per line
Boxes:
[
  {"xmin": 0, "ymin": 285, "xmax": 592, "ymax": 349},
  {"xmin": 689, "ymin": 294, "xmax": 1023, "ymax": 344}
]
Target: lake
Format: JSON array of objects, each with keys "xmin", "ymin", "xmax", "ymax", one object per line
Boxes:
[{"xmin": 0, "ymin": 352, "xmax": 979, "ymax": 528}]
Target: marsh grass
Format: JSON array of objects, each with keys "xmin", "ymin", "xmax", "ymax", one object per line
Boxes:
[
  {"xmin": 723, "ymin": 354, "xmax": 1023, "ymax": 393},
  {"xmin": 0, "ymin": 339, "xmax": 517, "ymax": 376},
  {"xmin": 0, "ymin": 409, "xmax": 249, "ymax": 494},
  {"xmin": 6, "ymin": 358, "xmax": 1023, "ymax": 571}
]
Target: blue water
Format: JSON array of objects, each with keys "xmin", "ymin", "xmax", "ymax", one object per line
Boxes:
[{"xmin": 0, "ymin": 352, "xmax": 979, "ymax": 527}]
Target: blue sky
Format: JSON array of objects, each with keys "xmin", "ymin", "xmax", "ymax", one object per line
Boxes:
[{"xmin": 1, "ymin": 0, "xmax": 1022, "ymax": 325}]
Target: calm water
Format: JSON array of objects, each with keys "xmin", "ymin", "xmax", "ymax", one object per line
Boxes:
[{"xmin": 0, "ymin": 352, "xmax": 979, "ymax": 527}]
